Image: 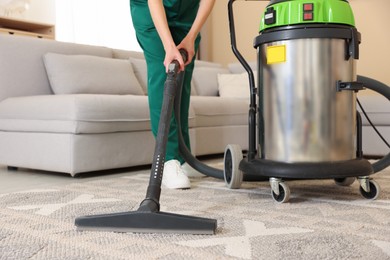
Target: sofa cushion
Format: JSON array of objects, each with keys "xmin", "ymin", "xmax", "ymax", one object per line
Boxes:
[
  {"xmin": 194, "ymin": 60, "xmax": 223, "ymax": 68},
  {"xmin": 0, "ymin": 95, "xmax": 149, "ymax": 134},
  {"xmin": 0, "ymin": 34, "xmax": 112, "ymax": 102},
  {"xmin": 217, "ymin": 72, "xmax": 253, "ymax": 99},
  {"xmin": 0, "ymin": 95, "xmax": 196, "ymax": 134},
  {"xmin": 43, "ymin": 53, "xmax": 144, "ymax": 95},
  {"xmin": 112, "ymin": 49, "xmax": 145, "ymax": 60},
  {"xmin": 190, "ymin": 96, "xmax": 248, "ymax": 127},
  {"xmin": 129, "ymin": 57, "xmax": 148, "ymax": 94},
  {"xmin": 192, "ymin": 67, "xmax": 229, "ymax": 96}
]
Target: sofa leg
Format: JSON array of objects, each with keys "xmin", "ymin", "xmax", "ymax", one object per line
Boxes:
[{"xmin": 7, "ymin": 166, "xmax": 18, "ymax": 171}]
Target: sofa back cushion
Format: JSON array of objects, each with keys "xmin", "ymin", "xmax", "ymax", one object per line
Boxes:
[
  {"xmin": 129, "ymin": 57, "xmax": 148, "ymax": 94},
  {"xmin": 0, "ymin": 34, "xmax": 113, "ymax": 102},
  {"xmin": 192, "ymin": 66, "xmax": 229, "ymax": 96},
  {"xmin": 43, "ymin": 53, "xmax": 144, "ymax": 95},
  {"xmin": 217, "ymin": 72, "xmax": 252, "ymax": 99},
  {"xmin": 128, "ymin": 58, "xmax": 219, "ymax": 96},
  {"xmin": 112, "ymin": 49, "xmax": 145, "ymax": 60}
]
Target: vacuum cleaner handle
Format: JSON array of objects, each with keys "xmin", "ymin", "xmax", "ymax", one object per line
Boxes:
[
  {"xmin": 228, "ymin": 0, "xmax": 258, "ymax": 160},
  {"xmin": 180, "ymin": 49, "xmax": 189, "ymax": 63},
  {"xmin": 167, "ymin": 49, "xmax": 188, "ymax": 75},
  {"xmin": 227, "ymin": 0, "xmax": 256, "ymax": 97}
]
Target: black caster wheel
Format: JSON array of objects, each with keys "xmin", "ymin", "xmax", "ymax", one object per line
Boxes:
[
  {"xmin": 359, "ymin": 180, "xmax": 380, "ymax": 200},
  {"xmin": 223, "ymin": 144, "xmax": 243, "ymax": 189},
  {"xmin": 271, "ymin": 182, "xmax": 290, "ymax": 203},
  {"xmin": 334, "ymin": 177, "xmax": 355, "ymax": 186}
]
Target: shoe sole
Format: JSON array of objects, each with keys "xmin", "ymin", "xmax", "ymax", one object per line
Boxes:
[{"xmin": 162, "ymin": 183, "xmax": 191, "ymax": 190}]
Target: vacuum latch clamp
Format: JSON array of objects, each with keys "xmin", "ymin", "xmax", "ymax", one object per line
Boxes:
[{"xmin": 337, "ymin": 81, "xmax": 365, "ymax": 92}]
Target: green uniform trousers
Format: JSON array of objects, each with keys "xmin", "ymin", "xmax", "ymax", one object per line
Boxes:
[{"xmin": 130, "ymin": 0, "xmax": 201, "ymax": 164}]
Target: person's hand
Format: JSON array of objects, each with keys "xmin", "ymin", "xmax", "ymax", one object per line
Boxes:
[
  {"xmin": 163, "ymin": 45, "xmax": 185, "ymax": 72},
  {"xmin": 177, "ymin": 36, "xmax": 196, "ymax": 67}
]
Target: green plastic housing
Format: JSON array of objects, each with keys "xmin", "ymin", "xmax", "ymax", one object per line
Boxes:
[{"xmin": 260, "ymin": 0, "xmax": 355, "ymax": 32}]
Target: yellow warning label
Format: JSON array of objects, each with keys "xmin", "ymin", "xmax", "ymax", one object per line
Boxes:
[{"xmin": 267, "ymin": 45, "xmax": 286, "ymax": 64}]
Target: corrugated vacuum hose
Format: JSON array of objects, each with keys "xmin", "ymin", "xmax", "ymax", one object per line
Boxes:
[
  {"xmin": 357, "ymin": 75, "xmax": 390, "ymax": 173},
  {"xmin": 74, "ymin": 50, "xmax": 217, "ymax": 235}
]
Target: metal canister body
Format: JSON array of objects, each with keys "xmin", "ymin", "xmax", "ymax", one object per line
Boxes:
[{"xmin": 258, "ymin": 37, "xmax": 357, "ymax": 162}]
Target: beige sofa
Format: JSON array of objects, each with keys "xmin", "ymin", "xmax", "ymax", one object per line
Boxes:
[
  {"xmin": 0, "ymin": 34, "xmax": 388, "ymax": 176},
  {"xmin": 0, "ymin": 34, "xmax": 249, "ymax": 176}
]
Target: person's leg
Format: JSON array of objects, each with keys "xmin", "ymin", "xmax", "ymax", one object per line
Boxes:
[
  {"xmin": 130, "ymin": 2, "xmax": 191, "ymax": 188},
  {"xmin": 131, "ymin": 2, "xmax": 180, "ymax": 163}
]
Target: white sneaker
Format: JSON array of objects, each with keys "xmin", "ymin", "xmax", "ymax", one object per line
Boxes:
[
  {"xmin": 181, "ymin": 162, "xmax": 205, "ymax": 178},
  {"xmin": 162, "ymin": 160, "xmax": 191, "ymax": 189}
]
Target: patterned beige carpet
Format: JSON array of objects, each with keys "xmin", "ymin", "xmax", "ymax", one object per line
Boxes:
[{"xmin": 1, "ymin": 165, "xmax": 390, "ymax": 259}]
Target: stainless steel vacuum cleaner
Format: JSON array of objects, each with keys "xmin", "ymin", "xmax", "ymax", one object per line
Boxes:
[
  {"xmin": 213, "ymin": 0, "xmax": 390, "ymax": 203},
  {"xmin": 182, "ymin": 0, "xmax": 390, "ymax": 203}
]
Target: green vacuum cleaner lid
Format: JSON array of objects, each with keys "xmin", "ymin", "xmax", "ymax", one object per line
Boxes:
[{"xmin": 260, "ymin": 0, "xmax": 355, "ymax": 32}]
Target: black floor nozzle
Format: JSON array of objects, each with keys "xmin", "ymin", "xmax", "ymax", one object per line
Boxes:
[
  {"xmin": 75, "ymin": 196, "xmax": 217, "ymax": 234},
  {"xmin": 75, "ymin": 209, "xmax": 217, "ymax": 235},
  {"xmin": 75, "ymin": 51, "xmax": 217, "ymax": 235}
]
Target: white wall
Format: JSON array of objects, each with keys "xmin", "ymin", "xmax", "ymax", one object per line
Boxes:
[
  {"xmin": 25, "ymin": 0, "xmax": 55, "ymax": 24},
  {"xmin": 55, "ymin": 0, "xmax": 141, "ymax": 51},
  {"xmin": 0, "ymin": 0, "xmax": 56, "ymax": 24},
  {"xmin": 2, "ymin": 0, "xmax": 140, "ymax": 51}
]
